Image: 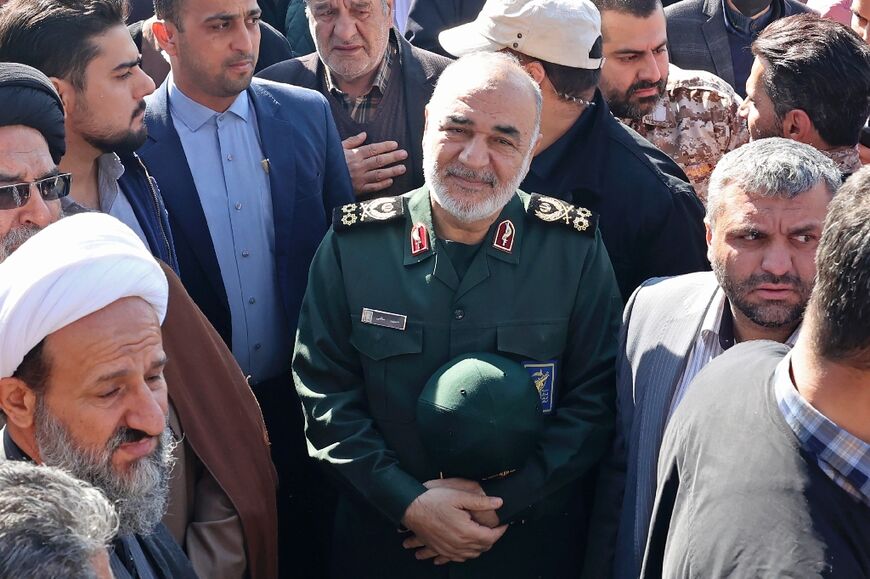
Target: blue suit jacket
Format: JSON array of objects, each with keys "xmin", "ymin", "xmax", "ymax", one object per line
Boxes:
[{"xmin": 140, "ymin": 78, "xmax": 353, "ymax": 348}]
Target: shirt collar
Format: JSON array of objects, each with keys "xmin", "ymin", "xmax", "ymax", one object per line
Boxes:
[
  {"xmin": 774, "ymin": 352, "xmax": 870, "ymax": 504},
  {"xmin": 2, "ymin": 427, "xmax": 33, "ymax": 462},
  {"xmin": 168, "ymin": 76, "xmax": 250, "ymax": 131},
  {"xmin": 722, "ymin": 0, "xmax": 779, "ymax": 35},
  {"xmin": 324, "ymin": 33, "xmax": 396, "ymax": 99}
]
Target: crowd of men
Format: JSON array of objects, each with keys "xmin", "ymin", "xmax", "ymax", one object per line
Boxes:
[{"xmin": 0, "ymin": 0, "xmax": 867, "ymax": 577}]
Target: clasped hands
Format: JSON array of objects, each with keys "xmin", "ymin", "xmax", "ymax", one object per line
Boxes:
[{"xmin": 400, "ymin": 478, "xmax": 508, "ymax": 566}]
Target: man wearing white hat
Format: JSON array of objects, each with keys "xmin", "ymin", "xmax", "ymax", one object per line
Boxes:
[
  {"xmin": 0, "ymin": 213, "xmax": 197, "ymax": 579},
  {"xmin": 439, "ymin": 0, "xmax": 710, "ymax": 301}
]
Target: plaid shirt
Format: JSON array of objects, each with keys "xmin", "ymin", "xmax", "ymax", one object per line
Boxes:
[
  {"xmin": 324, "ymin": 39, "xmax": 396, "ymax": 123},
  {"xmin": 775, "ymin": 354, "xmax": 870, "ymax": 507}
]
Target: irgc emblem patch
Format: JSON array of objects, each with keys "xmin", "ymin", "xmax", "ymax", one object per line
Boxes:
[{"xmin": 523, "ymin": 361, "xmax": 556, "ymax": 414}]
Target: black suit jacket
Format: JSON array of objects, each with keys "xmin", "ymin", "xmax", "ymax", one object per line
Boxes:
[
  {"xmin": 404, "ymin": 0, "xmax": 485, "ymax": 56},
  {"xmin": 257, "ymin": 31, "xmax": 451, "ymax": 196},
  {"xmin": 665, "ymin": 0, "xmax": 814, "ymax": 89}
]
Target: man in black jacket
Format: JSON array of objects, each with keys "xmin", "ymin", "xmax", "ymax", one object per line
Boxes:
[
  {"xmin": 259, "ymin": 0, "xmax": 452, "ymax": 199},
  {"xmin": 440, "ymin": 0, "xmax": 709, "ymax": 300},
  {"xmin": 0, "ymin": 0, "xmax": 178, "ymax": 271}
]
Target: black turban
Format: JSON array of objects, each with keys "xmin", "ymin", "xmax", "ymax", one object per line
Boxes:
[{"xmin": 0, "ymin": 62, "xmax": 65, "ymax": 163}]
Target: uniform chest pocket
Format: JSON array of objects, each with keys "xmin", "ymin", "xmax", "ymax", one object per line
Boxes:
[
  {"xmin": 350, "ymin": 320, "xmax": 423, "ymax": 423},
  {"xmin": 497, "ymin": 322, "xmax": 568, "ymax": 414},
  {"xmin": 496, "ymin": 322, "xmax": 568, "ymax": 361}
]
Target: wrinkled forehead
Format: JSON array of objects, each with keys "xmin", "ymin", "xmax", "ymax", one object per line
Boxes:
[{"xmin": 430, "ymin": 79, "xmax": 537, "ymax": 133}]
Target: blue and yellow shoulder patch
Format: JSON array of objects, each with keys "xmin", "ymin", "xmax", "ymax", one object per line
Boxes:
[
  {"xmin": 333, "ymin": 196, "xmax": 404, "ymax": 232},
  {"xmin": 527, "ymin": 194, "xmax": 598, "ymax": 236}
]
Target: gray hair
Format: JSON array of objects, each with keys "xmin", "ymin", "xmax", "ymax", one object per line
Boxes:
[
  {"xmin": 427, "ymin": 52, "xmax": 544, "ymax": 153},
  {"xmin": 706, "ymin": 138, "xmax": 841, "ymax": 227},
  {"xmin": 808, "ymin": 166, "xmax": 870, "ymax": 368},
  {"xmin": 0, "ymin": 461, "xmax": 118, "ymax": 579}
]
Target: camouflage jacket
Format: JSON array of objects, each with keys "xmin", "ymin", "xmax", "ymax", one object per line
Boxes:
[
  {"xmin": 623, "ymin": 64, "xmax": 749, "ymax": 203},
  {"xmin": 823, "ymin": 146, "xmax": 862, "ymax": 177}
]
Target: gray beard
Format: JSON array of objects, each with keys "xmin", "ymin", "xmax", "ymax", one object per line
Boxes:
[
  {"xmin": 34, "ymin": 397, "xmax": 176, "ymax": 537},
  {"xmin": 0, "ymin": 225, "xmax": 41, "ymax": 262}
]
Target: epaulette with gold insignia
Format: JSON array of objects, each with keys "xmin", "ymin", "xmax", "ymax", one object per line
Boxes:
[
  {"xmin": 527, "ymin": 194, "xmax": 598, "ymax": 236},
  {"xmin": 333, "ymin": 196, "xmax": 404, "ymax": 232}
]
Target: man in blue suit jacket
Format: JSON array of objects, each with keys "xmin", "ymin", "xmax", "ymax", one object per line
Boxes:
[{"xmin": 140, "ymin": 0, "xmax": 353, "ymax": 575}]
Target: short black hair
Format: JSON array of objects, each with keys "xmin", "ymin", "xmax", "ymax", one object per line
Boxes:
[
  {"xmin": 12, "ymin": 340, "xmax": 50, "ymax": 394},
  {"xmin": 509, "ymin": 37, "xmax": 604, "ymax": 103},
  {"xmin": 752, "ymin": 14, "xmax": 870, "ymax": 148},
  {"xmin": 591, "ymin": 0, "xmax": 662, "ymax": 18},
  {"xmin": 0, "ymin": 0, "xmax": 128, "ymax": 91},
  {"xmin": 153, "ymin": 0, "xmax": 180, "ymax": 27},
  {"xmin": 809, "ymin": 167, "xmax": 870, "ymax": 369}
]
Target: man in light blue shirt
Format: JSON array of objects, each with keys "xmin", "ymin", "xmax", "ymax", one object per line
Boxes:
[{"xmin": 140, "ymin": 0, "xmax": 353, "ymax": 574}]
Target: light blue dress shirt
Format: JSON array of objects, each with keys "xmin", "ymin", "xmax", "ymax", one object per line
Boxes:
[{"xmin": 168, "ymin": 80, "xmax": 290, "ymax": 385}]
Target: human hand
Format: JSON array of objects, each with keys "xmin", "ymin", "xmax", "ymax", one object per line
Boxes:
[
  {"xmin": 341, "ymin": 132, "xmax": 408, "ymax": 197},
  {"xmin": 424, "ymin": 478, "xmax": 501, "ymax": 528},
  {"xmin": 401, "ymin": 487, "xmax": 508, "ymax": 565}
]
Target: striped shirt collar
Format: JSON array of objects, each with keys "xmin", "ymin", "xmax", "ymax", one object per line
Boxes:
[{"xmin": 774, "ymin": 353, "xmax": 870, "ymax": 506}]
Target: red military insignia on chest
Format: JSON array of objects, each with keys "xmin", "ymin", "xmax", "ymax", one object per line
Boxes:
[
  {"xmin": 410, "ymin": 222, "xmax": 429, "ymax": 256},
  {"xmin": 492, "ymin": 219, "xmax": 515, "ymax": 253}
]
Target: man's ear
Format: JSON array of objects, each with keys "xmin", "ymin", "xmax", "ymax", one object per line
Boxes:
[
  {"xmin": 151, "ymin": 19, "xmax": 178, "ymax": 57},
  {"xmin": 780, "ymin": 109, "xmax": 819, "ymax": 145},
  {"xmin": 0, "ymin": 377, "xmax": 37, "ymax": 429},
  {"xmin": 49, "ymin": 77, "xmax": 75, "ymax": 117},
  {"xmin": 521, "ymin": 60, "xmax": 546, "ymax": 86}
]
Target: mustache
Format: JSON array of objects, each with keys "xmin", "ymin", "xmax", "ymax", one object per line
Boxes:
[
  {"xmin": 628, "ymin": 79, "xmax": 666, "ymax": 97},
  {"xmin": 445, "ymin": 164, "xmax": 497, "ymax": 187},
  {"xmin": 107, "ymin": 427, "xmax": 155, "ymax": 452},
  {"xmin": 741, "ymin": 272, "xmax": 804, "ymax": 291},
  {"xmin": 132, "ymin": 100, "xmax": 146, "ymax": 120},
  {"xmin": 225, "ymin": 54, "xmax": 255, "ymax": 67}
]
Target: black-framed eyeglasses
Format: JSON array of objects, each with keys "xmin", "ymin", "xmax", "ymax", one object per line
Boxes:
[{"xmin": 0, "ymin": 173, "xmax": 72, "ymax": 210}]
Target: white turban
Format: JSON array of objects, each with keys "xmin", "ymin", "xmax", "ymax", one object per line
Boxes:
[{"xmin": 0, "ymin": 213, "xmax": 168, "ymax": 378}]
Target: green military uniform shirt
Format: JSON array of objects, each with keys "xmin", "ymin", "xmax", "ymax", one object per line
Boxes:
[{"xmin": 292, "ymin": 186, "xmax": 622, "ymax": 577}]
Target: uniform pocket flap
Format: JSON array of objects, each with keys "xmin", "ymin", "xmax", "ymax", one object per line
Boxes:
[
  {"xmin": 350, "ymin": 321, "xmax": 423, "ymax": 361},
  {"xmin": 497, "ymin": 322, "xmax": 568, "ymax": 361}
]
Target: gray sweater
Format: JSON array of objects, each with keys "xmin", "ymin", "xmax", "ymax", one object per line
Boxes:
[{"xmin": 642, "ymin": 341, "xmax": 870, "ymax": 578}]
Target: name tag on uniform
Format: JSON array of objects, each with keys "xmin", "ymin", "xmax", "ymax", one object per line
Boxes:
[
  {"xmin": 523, "ymin": 361, "xmax": 556, "ymax": 414},
  {"xmin": 361, "ymin": 308, "xmax": 407, "ymax": 331}
]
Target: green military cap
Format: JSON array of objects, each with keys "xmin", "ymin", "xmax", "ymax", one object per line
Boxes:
[{"xmin": 417, "ymin": 353, "xmax": 543, "ymax": 480}]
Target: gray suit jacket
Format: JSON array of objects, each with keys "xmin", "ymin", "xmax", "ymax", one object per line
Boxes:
[
  {"xmin": 665, "ymin": 0, "xmax": 813, "ymax": 90},
  {"xmin": 583, "ymin": 272, "xmax": 721, "ymax": 579}
]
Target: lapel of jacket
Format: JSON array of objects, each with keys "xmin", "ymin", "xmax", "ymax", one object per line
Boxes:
[
  {"xmin": 249, "ymin": 80, "xmax": 296, "ymax": 317},
  {"xmin": 141, "ymin": 81, "xmax": 225, "ymax": 302},
  {"xmin": 628, "ymin": 273, "xmax": 720, "ymax": 561},
  {"xmin": 701, "ymin": 0, "xmax": 736, "ymax": 88}
]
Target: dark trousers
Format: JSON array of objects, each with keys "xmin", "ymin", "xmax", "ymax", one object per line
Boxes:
[{"xmin": 253, "ymin": 373, "xmax": 337, "ymax": 579}]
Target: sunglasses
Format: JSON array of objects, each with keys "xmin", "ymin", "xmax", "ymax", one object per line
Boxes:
[{"xmin": 0, "ymin": 173, "xmax": 72, "ymax": 210}]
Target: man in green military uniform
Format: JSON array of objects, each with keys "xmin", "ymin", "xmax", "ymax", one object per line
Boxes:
[{"xmin": 292, "ymin": 51, "xmax": 622, "ymax": 578}]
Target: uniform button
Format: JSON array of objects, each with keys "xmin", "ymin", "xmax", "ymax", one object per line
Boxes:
[
  {"xmin": 249, "ymin": 297, "xmax": 256, "ymax": 304},
  {"xmin": 218, "ymin": 115, "xmax": 224, "ymax": 123},
  {"xmin": 227, "ymin": 154, "xmax": 234, "ymax": 161},
  {"xmin": 254, "ymin": 343, "xmax": 262, "ymax": 351},
  {"xmin": 453, "ymin": 308, "xmax": 465, "ymax": 320},
  {"xmin": 241, "ymin": 249, "xmax": 250, "ymax": 257},
  {"xmin": 235, "ymin": 202, "xmax": 242, "ymax": 210}
]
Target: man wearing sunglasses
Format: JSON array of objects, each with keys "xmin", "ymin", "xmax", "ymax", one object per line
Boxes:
[{"xmin": 0, "ymin": 63, "xmax": 69, "ymax": 260}]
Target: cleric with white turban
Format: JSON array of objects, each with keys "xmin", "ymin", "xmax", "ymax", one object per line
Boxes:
[{"xmin": 0, "ymin": 212, "xmax": 168, "ymax": 378}]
